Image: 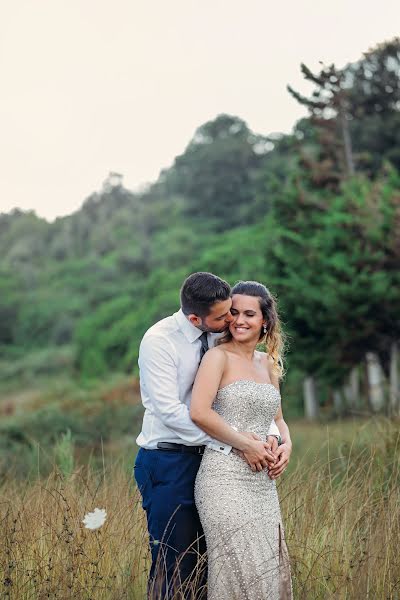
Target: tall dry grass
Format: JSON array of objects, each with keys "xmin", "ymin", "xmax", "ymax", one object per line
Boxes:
[
  {"xmin": 1, "ymin": 468, "xmax": 148, "ymax": 599},
  {"xmin": 282, "ymin": 425, "xmax": 400, "ymax": 599},
  {"xmin": 1, "ymin": 422, "xmax": 399, "ymax": 599}
]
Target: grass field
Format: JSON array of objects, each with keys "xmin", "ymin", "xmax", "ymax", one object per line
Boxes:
[{"xmin": 1, "ymin": 418, "xmax": 399, "ymax": 599}]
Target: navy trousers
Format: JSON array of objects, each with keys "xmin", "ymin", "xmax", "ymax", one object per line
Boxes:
[{"xmin": 134, "ymin": 448, "xmax": 207, "ymax": 599}]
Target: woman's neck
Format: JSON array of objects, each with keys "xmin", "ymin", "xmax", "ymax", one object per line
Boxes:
[{"xmin": 229, "ymin": 339, "xmax": 258, "ymax": 361}]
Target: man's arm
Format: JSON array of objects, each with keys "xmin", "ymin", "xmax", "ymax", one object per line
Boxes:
[
  {"xmin": 139, "ymin": 334, "xmax": 214, "ymax": 445},
  {"xmin": 267, "ymin": 419, "xmax": 280, "ymax": 440}
]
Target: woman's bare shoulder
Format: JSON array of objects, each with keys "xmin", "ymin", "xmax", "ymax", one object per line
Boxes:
[
  {"xmin": 203, "ymin": 345, "xmax": 228, "ymax": 362},
  {"xmin": 200, "ymin": 345, "xmax": 228, "ymax": 372}
]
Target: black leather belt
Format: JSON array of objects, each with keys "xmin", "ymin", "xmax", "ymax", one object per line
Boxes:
[{"xmin": 157, "ymin": 442, "xmax": 205, "ymax": 455}]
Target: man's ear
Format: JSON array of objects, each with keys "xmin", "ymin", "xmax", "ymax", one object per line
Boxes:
[{"xmin": 188, "ymin": 314, "xmax": 202, "ymax": 328}]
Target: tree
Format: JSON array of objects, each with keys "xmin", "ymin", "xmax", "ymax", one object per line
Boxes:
[
  {"xmin": 288, "ymin": 38, "xmax": 400, "ymax": 186},
  {"xmin": 163, "ymin": 114, "xmax": 270, "ymax": 231},
  {"xmin": 0, "ymin": 269, "xmax": 21, "ymax": 348},
  {"xmin": 346, "ymin": 38, "xmax": 400, "ymax": 174},
  {"xmin": 288, "ymin": 62, "xmax": 355, "ymax": 188},
  {"xmin": 263, "ymin": 165, "xmax": 400, "ymax": 389}
]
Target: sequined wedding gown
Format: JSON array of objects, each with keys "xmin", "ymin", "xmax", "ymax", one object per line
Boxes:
[{"xmin": 194, "ymin": 380, "xmax": 292, "ymax": 600}]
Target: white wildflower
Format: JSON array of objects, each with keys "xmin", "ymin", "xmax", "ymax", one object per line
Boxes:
[{"xmin": 82, "ymin": 508, "xmax": 107, "ymax": 530}]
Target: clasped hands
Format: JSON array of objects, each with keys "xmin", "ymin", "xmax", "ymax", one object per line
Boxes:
[{"xmin": 236, "ymin": 431, "xmax": 291, "ymax": 479}]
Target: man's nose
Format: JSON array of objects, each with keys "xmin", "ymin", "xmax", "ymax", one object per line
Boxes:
[{"xmin": 225, "ymin": 311, "xmax": 234, "ymax": 323}]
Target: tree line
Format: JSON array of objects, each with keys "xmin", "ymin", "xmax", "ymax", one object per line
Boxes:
[{"xmin": 0, "ymin": 38, "xmax": 399, "ymax": 417}]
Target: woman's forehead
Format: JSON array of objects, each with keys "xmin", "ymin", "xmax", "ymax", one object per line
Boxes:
[{"xmin": 231, "ymin": 294, "xmax": 260, "ymax": 311}]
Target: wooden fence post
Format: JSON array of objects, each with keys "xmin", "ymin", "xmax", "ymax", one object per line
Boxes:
[
  {"xmin": 390, "ymin": 342, "xmax": 399, "ymax": 417},
  {"xmin": 366, "ymin": 352, "xmax": 385, "ymax": 412},
  {"xmin": 304, "ymin": 375, "xmax": 319, "ymax": 420}
]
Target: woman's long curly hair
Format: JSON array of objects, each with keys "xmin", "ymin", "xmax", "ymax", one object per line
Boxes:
[{"xmin": 217, "ymin": 280, "xmax": 285, "ymax": 379}]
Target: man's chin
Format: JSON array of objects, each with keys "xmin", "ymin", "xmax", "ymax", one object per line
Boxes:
[{"xmin": 208, "ymin": 325, "xmax": 229, "ymax": 334}]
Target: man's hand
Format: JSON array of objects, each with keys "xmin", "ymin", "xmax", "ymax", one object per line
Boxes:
[
  {"xmin": 239, "ymin": 432, "xmax": 277, "ymax": 472},
  {"xmin": 266, "ymin": 435, "xmax": 279, "ymax": 455},
  {"xmin": 268, "ymin": 442, "xmax": 292, "ymax": 480}
]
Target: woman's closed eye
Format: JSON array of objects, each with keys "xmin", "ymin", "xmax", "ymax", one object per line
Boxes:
[{"xmin": 231, "ymin": 309, "xmax": 256, "ymax": 317}]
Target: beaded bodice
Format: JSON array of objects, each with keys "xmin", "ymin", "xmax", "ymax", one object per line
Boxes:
[{"xmin": 213, "ymin": 379, "xmax": 280, "ymax": 440}]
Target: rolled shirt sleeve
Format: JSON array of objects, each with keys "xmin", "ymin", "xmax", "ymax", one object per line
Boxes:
[{"xmin": 267, "ymin": 419, "xmax": 280, "ymax": 439}]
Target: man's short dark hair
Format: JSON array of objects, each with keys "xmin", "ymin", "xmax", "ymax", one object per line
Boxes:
[{"xmin": 180, "ymin": 272, "xmax": 231, "ymax": 317}]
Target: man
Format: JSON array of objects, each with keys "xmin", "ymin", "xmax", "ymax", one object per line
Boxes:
[{"xmin": 134, "ymin": 272, "xmax": 283, "ymax": 598}]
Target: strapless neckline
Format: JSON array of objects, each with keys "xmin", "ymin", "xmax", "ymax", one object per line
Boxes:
[{"xmin": 218, "ymin": 380, "xmax": 279, "ymax": 393}]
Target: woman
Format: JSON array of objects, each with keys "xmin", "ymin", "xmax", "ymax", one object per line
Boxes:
[{"xmin": 190, "ymin": 281, "xmax": 292, "ymax": 599}]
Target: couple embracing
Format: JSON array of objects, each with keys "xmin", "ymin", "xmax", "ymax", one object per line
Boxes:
[{"xmin": 134, "ymin": 272, "xmax": 292, "ymax": 599}]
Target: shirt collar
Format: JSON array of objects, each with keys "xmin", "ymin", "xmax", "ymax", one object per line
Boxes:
[{"xmin": 174, "ymin": 309, "xmax": 204, "ymax": 343}]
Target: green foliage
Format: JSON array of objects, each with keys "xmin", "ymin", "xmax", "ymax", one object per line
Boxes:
[
  {"xmin": 0, "ymin": 268, "xmax": 22, "ymax": 346},
  {"xmin": 0, "ymin": 346, "xmax": 75, "ymax": 384},
  {"xmin": 0, "ymin": 37, "xmax": 399, "ymax": 412},
  {"xmin": 54, "ymin": 429, "xmax": 75, "ymax": 478},
  {"xmin": 75, "ymin": 295, "xmax": 134, "ymax": 377},
  {"xmin": 263, "ymin": 166, "xmax": 400, "ymax": 381},
  {"xmin": 164, "ymin": 114, "xmax": 271, "ymax": 231},
  {"xmin": 0, "ymin": 387, "xmax": 144, "ymax": 478},
  {"xmin": 0, "ymin": 210, "xmax": 48, "ymax": 268}
]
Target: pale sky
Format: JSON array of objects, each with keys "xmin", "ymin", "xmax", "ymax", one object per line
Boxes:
[{"xmin": 1, "ymin": 0, "xmax": 399, "ymax": 221}]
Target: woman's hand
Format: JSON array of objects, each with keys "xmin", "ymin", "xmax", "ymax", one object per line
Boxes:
[
  {"xmin": 239, "ymin": 432, "xmax": 277, "ymax": 472},
  {"xmin": 268, "ymin": 442, "xmax": 292, "ymax": 479}
]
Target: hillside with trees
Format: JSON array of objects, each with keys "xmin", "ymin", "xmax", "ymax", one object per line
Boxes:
[{"xmin": 1, "ymin": 38, "xmax": 399, "ymax": 427}]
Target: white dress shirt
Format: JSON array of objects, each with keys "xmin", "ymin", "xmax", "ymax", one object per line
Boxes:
[{"xmin": 136, "ymin": 309, "xmax": 280, "ymax": 453}]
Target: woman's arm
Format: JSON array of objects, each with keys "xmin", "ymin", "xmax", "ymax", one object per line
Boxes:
[
  {"xmin": 266, "ymin": 355, "xmax": 292, "ymax": 479},
  {"xmin": 190, "ymin": 348, "xmax": 274, "ymax": 471}
]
